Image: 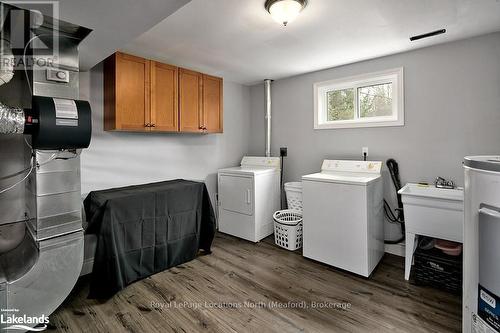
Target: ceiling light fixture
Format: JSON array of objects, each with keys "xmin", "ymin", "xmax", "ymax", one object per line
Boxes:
[{"xmin": 265, "ymin": 0, "xmax": 308, "ymax": 26}]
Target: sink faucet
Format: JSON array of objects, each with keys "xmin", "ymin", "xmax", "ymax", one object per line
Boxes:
[{"xmin": 435, "ymin": 177, "xmax": 455, "ymax": 189}]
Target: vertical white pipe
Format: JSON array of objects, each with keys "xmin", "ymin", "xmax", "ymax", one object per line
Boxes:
[{"xmin": 264, "ymin": 79, "xmax": 272, "ymax": 157}]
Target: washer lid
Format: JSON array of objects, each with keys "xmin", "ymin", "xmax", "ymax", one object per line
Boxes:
[
  {"xmin": 218, "ymin": 166, "xmax": 277, "ymax": 176},
  {"xmin": 464, "ymin": 156, "xmax": 500, "ymax": 173},
  {"xmin": 302, "ymin": 172, "xmax": 380, "ymax": 185},
  {"xmin": 241, "ymin": 156, "xmax": 281, "ymax": 168}
]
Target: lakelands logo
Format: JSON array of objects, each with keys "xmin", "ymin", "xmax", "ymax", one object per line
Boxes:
[{"xmin": 0, "ymin": 309, "xmax": 49, "ymax": 331}]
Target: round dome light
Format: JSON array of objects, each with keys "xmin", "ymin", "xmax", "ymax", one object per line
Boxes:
[{"xmin": 265, "ymin": 0, "xmax": 308, "ymax": 26}]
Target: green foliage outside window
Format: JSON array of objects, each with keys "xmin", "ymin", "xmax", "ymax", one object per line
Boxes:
[
  {"xmin": 327, "ymin": 89, "xmax": 354, "ymax": 121},
  {"xmin": 359, "ymin": 83, "xmax": 392, "ymax": 118},
  {"xmin": 326, "ymin": 83, "xmax": 393, "ymax": 121}
]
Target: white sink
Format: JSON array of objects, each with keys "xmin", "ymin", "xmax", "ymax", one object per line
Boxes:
[
  {"xmin": 398, "ymin": 183, "xmax": 464, "ymax": 280},
  {"xmin": 398, "ymin": 183, "xmax": 463, "ymax": 202}
]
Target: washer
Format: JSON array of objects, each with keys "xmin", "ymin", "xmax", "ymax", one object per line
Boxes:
[
  {"xmin": 463, "ymin": 156, "xmax": 500, "ymax": 333},
  {"xmin": 218, "ymin": 156, "xmax": 281, "ymax": 242},
  {"xmin": 302, "ymin": 160, "xmax": 384, "ymax": 277}
]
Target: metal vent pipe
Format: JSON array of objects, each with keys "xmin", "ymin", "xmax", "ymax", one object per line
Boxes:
[
  {"xmin": 0, "ymin": 35, "xmax": 25, "ymax": 135},
  {"xmin": 264, "ymin": 79, "xmax": 272, "ymax": 157}
]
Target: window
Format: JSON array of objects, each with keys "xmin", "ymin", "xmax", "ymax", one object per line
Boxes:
[{"xmin": 314, "ymin": 68, "xmax": 404, "ymax": 129}]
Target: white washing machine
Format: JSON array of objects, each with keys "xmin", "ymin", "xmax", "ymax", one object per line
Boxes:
[
  {"xmin": 302, "ymin": 160, "xmax": 384, "ymax": 277},
  {"xmin": 464, "ymin": 156, "xmax": 500, "ymax": 333},
  {"xmin": 218, "ymin": 156, "xmax": 281, "ymax": 242}
]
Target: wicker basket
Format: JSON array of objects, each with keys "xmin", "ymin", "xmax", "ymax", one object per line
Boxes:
[{"xmin": 273, "ymin": 210, "xmax": 303, "ymax": 251}]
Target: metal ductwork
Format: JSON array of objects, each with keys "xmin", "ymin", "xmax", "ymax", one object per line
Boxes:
[
  {"xmin": 264, "ymin": 79, "xmax": 272, "ymax": 157},
  {"xmin": 0, "ymin": 102, "xmax": 23, "ymax": 134},
  {"xmin": 0, "ymin": 33, "xmax": 23, "ymax": 135},
  {"xmin": 0, "ymin": 36, "xmax": 14, "ymax": 85},
  {"xmin": 0, "ymin": 3, "xmax": 92, "ymax": 331}
]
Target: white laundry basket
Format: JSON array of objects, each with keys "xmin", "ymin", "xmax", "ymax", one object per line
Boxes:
[
  {"xmin": 284, "ymin": 182, "xmax": 303, "ymax": 212},
  {"xmin": 273, "ymin": 210, "xmax": 303, "ymax": 251}
]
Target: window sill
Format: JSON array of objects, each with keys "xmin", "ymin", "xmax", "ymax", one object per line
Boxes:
[{"xmin": 314, "ymin": 118, "xmax": 404, "ymax": 130}]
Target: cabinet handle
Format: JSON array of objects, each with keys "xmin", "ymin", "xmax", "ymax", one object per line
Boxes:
[
  {"xmin": 151, "ymin": 124, "xmax": 156, "ymax": 127},
  {"xmin": 145, "ymin": 123, "xmax": 151, "ymax": 127}
]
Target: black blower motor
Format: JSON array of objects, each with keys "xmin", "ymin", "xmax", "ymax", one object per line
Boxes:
[{"xmin": 24, "ymin": 96, "xmax": 92, "ymax": 150}]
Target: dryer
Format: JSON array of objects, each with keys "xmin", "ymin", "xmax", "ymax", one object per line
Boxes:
[
  {"xmin": 302, "ymin": 160, "xmax": 384, "ymax": 277},
  {"xmin": 218, "ymin": 157, "xmax": 281, "ymax": 242}
]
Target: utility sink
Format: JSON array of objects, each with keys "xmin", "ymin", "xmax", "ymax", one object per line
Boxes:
[
  {"xmin": 398, "ymin": 183, "xmax": 464, "ymax": 280},
  {"xmin": 398, "ymin": 183, "xmax": 463, "ymax": 201}
]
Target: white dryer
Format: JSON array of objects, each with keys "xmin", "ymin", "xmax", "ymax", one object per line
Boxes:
[
  {"xmin": 302, "ymin": 160, "xmax": 384, "ymax": 277},
  {"xmin": 218, "ymin": 156, "xmax": 281, "ymax": 242}
]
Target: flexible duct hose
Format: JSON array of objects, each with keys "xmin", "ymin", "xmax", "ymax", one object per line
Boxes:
[
  {"xmin": 0, "ymin": 36, "xmax": 25, "ymax": 135},
  {"xmin": 0, "ymin": 102, "xmax": 25, "ymax": 134},
  {"xmin": 0, "ymin": 37, "xmax": 14, "ymax": 86}
]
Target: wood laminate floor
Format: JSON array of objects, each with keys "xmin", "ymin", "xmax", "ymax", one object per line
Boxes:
[{"xmin": 50, "ymin": 233, "xmax": 462, "ymax": 332}]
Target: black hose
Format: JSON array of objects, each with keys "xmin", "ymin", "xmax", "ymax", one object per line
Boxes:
[
  {"xmin": 386, "ymin": 158, "xmax": 404, "ymax": 221},
  {"xmin": 384, "ymin": 236, "xmax": 405, "ymax": 244},
  {"xmin": 384, "ymin": 159, "xmax": 406, "ymax": 244},
  {"xmin": 384, "ymin": 200, "xmax": 399, "ymax": 223},
  {"xmin": 280, "ymin": 156, "xmax": 284, "ymax": 210}
]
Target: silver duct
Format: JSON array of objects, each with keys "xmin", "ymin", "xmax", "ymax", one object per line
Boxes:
[
  {"xmin": 0, "ymin": 35, "xmax": 24, "ymax": 135},
  {"xmin": 0, "ymin": 3, "xmax": 92, "ymax": 331},
  {"xmin": 0, "ymin": 37, "xmax": 14, "ymax": 85},
  {"xmin": 0, "ymin": 102, "xmax": 24, "ymax": 134},
  {"xmin": 264, "ymin": 79, "xmax": 272, "ymax": 157}
]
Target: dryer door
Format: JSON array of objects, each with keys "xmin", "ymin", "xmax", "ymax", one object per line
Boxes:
[{"xmin": 219, "ymin": 174, "xmax": 254, "ymax": 216}]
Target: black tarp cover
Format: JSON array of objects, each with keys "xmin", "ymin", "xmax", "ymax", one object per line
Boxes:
[{"xmin": 83, "ymin": 180, "xmax": 215, "ymax": 298}]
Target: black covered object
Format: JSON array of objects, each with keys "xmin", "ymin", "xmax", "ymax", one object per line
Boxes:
[
  {"xmin": 27, "ymin": 96, "xmax": 92, "ymax": 150},
  {"xmin": 84, "ymin": 180, "xmax": 216, "ymax": 298}
]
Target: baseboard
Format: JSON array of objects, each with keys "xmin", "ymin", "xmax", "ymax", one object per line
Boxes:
[{"xmin": 385, "ymin": 242, "xmax": 405, "ymax": 257}]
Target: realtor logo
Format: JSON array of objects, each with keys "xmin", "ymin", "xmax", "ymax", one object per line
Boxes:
[
  {"xmin": 0, "ymin": 308, "xmax": 49, "ymax": 331},
  {"xmin": 4, "ymin": 324, "xmax": 47, "ymax": 332},
  {"xmin": 0, "ymin": 1, "xmax": 60, "ymax": 70}
]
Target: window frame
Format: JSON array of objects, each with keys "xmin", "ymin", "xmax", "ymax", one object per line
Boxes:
[{"xmin": 313, "ymin": 67, "xmax": 404, "ymax": 129}]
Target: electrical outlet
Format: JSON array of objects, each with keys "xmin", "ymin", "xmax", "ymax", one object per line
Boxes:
[
  {"xmin": 280, "ymin": 147, "xmax": 288, "ymax": 157},
  {"xmin": 362, "ymin": 147, "xmax": 369, "ymax": 157}
]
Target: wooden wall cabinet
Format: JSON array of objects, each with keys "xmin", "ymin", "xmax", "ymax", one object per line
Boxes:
[
  {"xmin": 104, "ymin": 52, "xmax": 150, "ymax": 131},
  {"xmin": 104, "ymin": 52, "xmax": 223, "ymax": 134},
  {"xmin": 202, "ymin": 74, "xmax": 223, "ymax": 133},
  {"xmin": 178, "ymin": 68, "xmax": 203, "ymax": 133},
  {"xmin": 151, "ymin": 61, "xmax": 178, "ymax": 132}
]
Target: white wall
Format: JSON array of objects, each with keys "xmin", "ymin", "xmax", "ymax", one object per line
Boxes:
[
  {"xmin": 248, "ymin": 32, "xmax": 500, "ymax": 240},
  {"xmin": 79, "ymin": 63, "xmax": 251, "ymax": 204}
]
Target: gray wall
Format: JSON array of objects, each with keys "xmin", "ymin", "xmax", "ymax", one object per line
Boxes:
[
  {"xmin": 248, "ymin": 32, "xmax": 500, "ymax": 240},
  {"xmin": 79, "ymin": 63, "xmax": 251, "ymax": 204}
]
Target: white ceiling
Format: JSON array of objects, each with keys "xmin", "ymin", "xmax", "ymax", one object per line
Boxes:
[
  {"xmin": 123, "ymin": 0, "xmax": 500, "ymax": 85},
  {"xmin": 18, "ymin": 0, "xmax": 192, "ymax": 70}
]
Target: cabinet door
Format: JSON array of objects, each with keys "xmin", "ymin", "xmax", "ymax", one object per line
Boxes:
[
  {"xmin": 115, "ymin": 53, "xmax": 150, "ymax": 131},
  {"xmin": 202, "ymin": 74, "xmax": 223, "ymax": 133},
  {"xmin": 179, "ymin": 68, "xmax": 203, "ymax": 133},
  {"xmin": 151, "ymin": 62, "xmax": 178, "ymax": 132}
]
